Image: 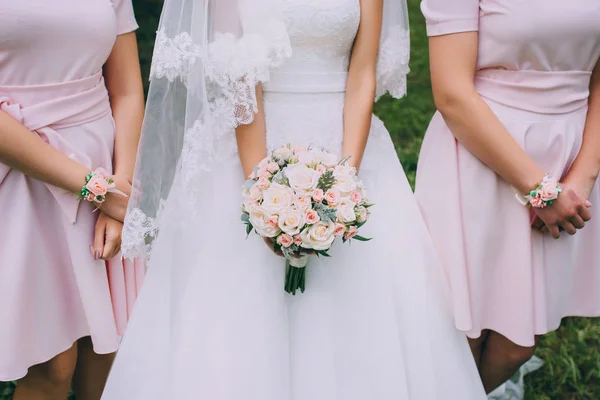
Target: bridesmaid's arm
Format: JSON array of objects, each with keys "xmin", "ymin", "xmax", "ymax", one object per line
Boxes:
[
  {"xmin": 103, "ymin": 31, "xmax": 145, "ymax": 181},
  {"xmin": 0, "ymin": 113, "xmax": 90, "ymax": 193},
  {"xmin": 341, "ymin": 0, "xmax": 383, "ymax": 171},
  {"xmin": 236, "ymin": 85, "xmax": 268, "ymax": 178},
  {"xmin": 429, "ymin": 32, "xmax": 589, "ymax": 238},
  {"xmin": 429, "ymin": 33, "xmax": 545, "ymax": 194},
  {"xmin": 563, "ymin": 60, "xmax": 600, "ymax": 199}
]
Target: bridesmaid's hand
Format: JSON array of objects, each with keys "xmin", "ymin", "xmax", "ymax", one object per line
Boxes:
[
  {"xmin": 91, "ymin": 213, "xmax": 123, "ymax": 261},
  {"xmin": 98, "ymin": 174, "xmax": 132, "ymax": 222},
  {"xmin": 531, "ymin": 184, "xmax": 592, "ymax": 238}
]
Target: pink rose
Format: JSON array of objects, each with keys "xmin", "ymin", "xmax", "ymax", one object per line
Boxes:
[
  {"xmin": 325, "ymin": 188, "xmax": 341, "ymax": 206},
  {"xmin": 349, "ymin": 190, "xmax": 362, "ymax": 204},
  {"xmin": 305, "ymin": 209, "xmax": 320, "ymax": 225},
  {"xmin": 277, "ymin": 234, "xmax": 294, "ymax": 248},
  {"xmin": 294, "ymin": 195, "xmax": 311, "ymax": 212},
  {"xmin": 294, "ymin": 235, "xmax": 303, "ymax": 245},
  {"xmin": 94, "ymin": 168, "xmax": 110, "ymax": 180},
  {"xmin": 267, "ymin": 162, "xmax": 280, "ymax": 174},
  {"xmin": 257, "ymin": 168, "xmax": 271, "ymax": 179},
  {"xmin": 258, "ymin": 157, "xmax": 271, "ymax": 168},
  {"xmin": 257, "ymin": 176, "xmax": 270, "ymax": 189},
  {"xmin": 344, "ymin": 226, "xmax": 358, "ymax": 240},
  {"xmin": 316, "ymin": 164, "xmax": 327, "ymax": 174},
  {"xmin": 86, "ymin": 175, "xmax": 109, "ymax": 197},
  {"xmin": 292, "ymin": 145, "xmax": 307, "ymax": 154},
  {"xmin": 312, "ymin": 188, "xmax": 324, "ymax": 203},
  {"xmin": 538, "ymin": 183, "xmax": 560, "ymax": 202},
  {"xmin": 86, "ymin": 192, "xmax": 97, "ymax": 202},
  {"xmin": 334, "ymin": 223, "xmax": 346, "ymax": 237},
  {"xmin": 268, "ymin": 216, "xmax": 279, "ymax": 227},
  {"xmin": 529, "ymin": 195, "xmax": 546, "ymax": 208}
]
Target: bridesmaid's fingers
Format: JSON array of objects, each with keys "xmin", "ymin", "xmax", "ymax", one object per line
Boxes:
[
  {"xmin": 531, "ymin": 216, "xmax": 545, "ymax": 231},
  {"xmin": 577, "ymin": 203, "xmax": 592, "ymax": 222},
  {"xmin": 548, "ymin": 224, "xmax": 561, "ymax": 239},
  {"xmin": 92, "ymin": 219, "xmax": 106, "ymax": 260},
  {"xmin": 558, "ymin": 220, "xmax": 577, "ymax": 236},
  {"xmin": 569, "ymin": 214, "xmax": 585, "ymax": 229}
]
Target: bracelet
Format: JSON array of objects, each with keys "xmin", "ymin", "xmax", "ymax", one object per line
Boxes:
[
  {"xmin": 77, "ymin": 168, "xmax": 116, "ymax": 204},
  {"xmin": 514, "ymin": 174, "xmax": 562, "ymax": 209}
]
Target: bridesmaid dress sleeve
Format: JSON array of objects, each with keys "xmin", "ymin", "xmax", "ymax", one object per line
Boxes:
[
  {"xmin": 112, "ymin": 0, "xmax": 139, "ymax": 35},
  {"xmin": 420, "ymin": 0, "xmax": 479, "ymax": 37}
]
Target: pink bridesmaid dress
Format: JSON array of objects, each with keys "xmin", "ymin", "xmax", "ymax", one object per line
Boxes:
[
  {"xmin": 416, "ymin": 0, "xmax": 600, "ymax": 347},
  {"xmin": 0, "ymin": 0, "xmax": 144, "ymax": 381}
]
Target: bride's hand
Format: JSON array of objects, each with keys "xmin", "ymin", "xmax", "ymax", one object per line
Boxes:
[
  {"xmin": 98, "ymin": 175, "xmax": 132, "ymax": 223},
  {"xmin": 263, "ymin": 237, "xmax": 284, "ymax": 257},
  {"xmin": 262, "ymin": 237, "xmax": 316, "ymax": 258}
]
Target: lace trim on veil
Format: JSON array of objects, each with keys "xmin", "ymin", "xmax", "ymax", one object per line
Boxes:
[
  {"xmin": 122, "ymin": 21, "xmax": 292, "ymax": 259},
  {"xmin": 376, "ymin": 25, "xmax": 410, "ymax": 100}
]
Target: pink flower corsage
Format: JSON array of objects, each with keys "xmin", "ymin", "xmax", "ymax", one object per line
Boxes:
[
  {"xmin": 515, "ymin": 174, "xmax": 562, "ymax": 209},
  {"xmin": 77, "ymin": 168, "xmax": 116, "ymax": 204}
]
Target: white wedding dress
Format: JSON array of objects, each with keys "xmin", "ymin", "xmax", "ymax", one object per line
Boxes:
[{"xmin": 102, "ymin": 0, "xmax": 486, "ymax": 398}]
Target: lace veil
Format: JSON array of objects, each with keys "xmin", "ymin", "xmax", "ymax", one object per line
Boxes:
[{"xmin": 122, "ymin": 0, "xmax": 410, "ymax": 260}]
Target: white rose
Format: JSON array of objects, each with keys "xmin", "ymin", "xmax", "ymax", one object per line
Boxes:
[
  {"xmin": 311, "ymin": 149, "xmax": 339, "ymax": 167},
  {"xmin": 261, "ymin": 183, "xmax": 294, "ymax": 215},
  {"xmin": 284, "ymin": 163, "xmax": 321, "ymax": 194},
  {"xmin": 273, "ymin": 146, "xmax": 293, "ymax": 162},
  {"xmin": 356, "ymin": 205, "xmax": 369, "ymax": 223},
  {"xmin": 333, "ymin": 173, "xmax": 357, "ymax": 195},
  {"xmin": 337, "ymin": 200, "xmax": 357, "ymax": 223},
  {"xmin": 294, "ymin": 195, "xmax": 312, "ymax": 212},
  {"xmin": 278, "ymin": 207, "xmax": 305, "ymax": 235},
  {"xmin": 249, "ymin": 207, "xmax": 281, "ymax": 238},
  {"xmin": 299, "ymin": 221, "xmax": 336, "ymax": 251}
]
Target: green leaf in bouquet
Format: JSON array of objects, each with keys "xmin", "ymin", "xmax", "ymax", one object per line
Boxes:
[
  {"xmin": 317, "ymin": 170, "xmax": 336, "ymax": 191},
  {"xmin": 314, "ymin": 249, "xmax": 331, "ymax": 257},
  {"xmin": 356, "ymin": 219, "xmax": 369, "ymax": 228},
  {"xmin": 338, "ymin": 155, "xmax": 352, "ymax": 165},
  {"xmin": 272, "ymin": 170, "xmax": 289, "ymax": 186},
  {"xmin": 314, "ymin": 202, "xmax": 337, "ymax": 222},
  {"xmin": 243, "ymin": 179, "xmax": 256, "ymax": 191},
  {"xmin": 362, "ymin": 202, "xmax": 375, "ymax": 209},
  {"xmin": 352, "ymin": 235, "xmax": 372, "ymax": 242},
  {"xmin": 241, "ymin": 213, "xmax": 250, "ymax": 223},
  {"xmin": 245, "ymin": 223, "xmax": 253, "ymax": 237}
]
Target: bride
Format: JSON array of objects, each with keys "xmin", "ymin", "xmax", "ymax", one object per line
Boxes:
[{"xmin": 102, "ymin": 0, "xmax": 486, "ymax": 398}]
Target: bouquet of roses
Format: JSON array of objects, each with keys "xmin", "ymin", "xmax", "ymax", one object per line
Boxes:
[{"xmin": 241, "ymin": 144, "xmax": 373, "ymax": 294}]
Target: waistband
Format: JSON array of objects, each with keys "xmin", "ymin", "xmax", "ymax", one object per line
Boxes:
[
  {"xmin": 474, "ymin": 69, "xmax": 591, "ymax": 115},
  {"xmin": 0, "ymin": 71, "xmax": 111, "ymax": 224},
  {"xmin": 263, "ymin": 71, "xmax": 348, "ymax": 93}
]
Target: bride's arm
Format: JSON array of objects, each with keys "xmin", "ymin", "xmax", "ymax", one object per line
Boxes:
[
  {"xmin": 236, "ymin": 84, "xmax": 267, "ymax": 178},
  {"xmin": 342, "ymin": 0, "xmax": 383, "ymax": 171}
]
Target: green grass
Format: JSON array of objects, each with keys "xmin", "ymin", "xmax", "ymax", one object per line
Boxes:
[{"xmin": 1, "ymin": 0, "xmax": 598, "ymax": 398}]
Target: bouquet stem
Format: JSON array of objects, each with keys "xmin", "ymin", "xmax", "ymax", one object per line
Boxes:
[{"xmin": 285, "ymin": 255, "xmax": 309, "ymax": 295}]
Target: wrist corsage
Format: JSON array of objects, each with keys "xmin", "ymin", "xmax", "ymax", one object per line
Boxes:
[
  {"xmin": 515, "ymin": 174, "xmax": 562, "ymax": 209},
  {"xmin": 77, "ymin": 168, "xmax": 118, "ymax": 204}
]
